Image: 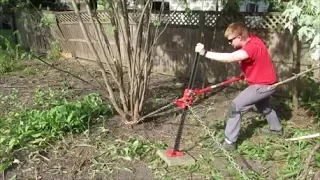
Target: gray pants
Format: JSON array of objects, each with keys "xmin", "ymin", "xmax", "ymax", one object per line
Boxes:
[{"xmin": 225, "ymin": 85, "xmax": 282, "ymax": 143}]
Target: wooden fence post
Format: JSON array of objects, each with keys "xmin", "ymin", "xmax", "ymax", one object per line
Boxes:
[
  {"xmin": 11, "ymin": 12, "xmax": 18, "ymax": 45},
  {"xmin": 199, "ymin": 11, "xmax": 207, "ymax": 98}
]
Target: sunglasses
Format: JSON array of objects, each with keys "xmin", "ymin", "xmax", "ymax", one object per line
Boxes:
[{"xmin": 228, "ymin": 36, "xmax": 237, "ymax": 44}]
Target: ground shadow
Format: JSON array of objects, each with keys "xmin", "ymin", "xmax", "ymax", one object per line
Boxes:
[
  {"xmin": 297, "ymin": 75, "xmax": 320, "ymax": 124},
  {"xmin": 237, "ymin": 115, "xmax": 269, "ymax": 145}
]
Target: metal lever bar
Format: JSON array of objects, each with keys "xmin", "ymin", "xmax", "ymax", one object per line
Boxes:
[
  {"xmin": 166, "ymin": 53, "xmax": 201, "ymax": 156},
  {"xmin": 174, "ymin": 75, "xmax": 245, "ymax": 109}
]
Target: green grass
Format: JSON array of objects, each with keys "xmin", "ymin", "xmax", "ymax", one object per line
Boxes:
[
  {"xmin": 0, "ymin": 29, "xmax": 13, "ymax": 48},
  {"xmin": 0, "ymin": 33, "xmax": 35, "ymax": 75},
  {"xmin": 83, "ymin": 114, "xmax": 319, "ymax": 180}
]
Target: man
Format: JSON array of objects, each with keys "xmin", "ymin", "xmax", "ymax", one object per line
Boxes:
[{"xmin": 195, "ymin": 22, "xmax": 282, "ymax": 151}]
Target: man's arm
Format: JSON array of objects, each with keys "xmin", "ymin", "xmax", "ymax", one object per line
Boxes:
[
  {"xmin": 204, "ymin": 50, "xmax": 249, "ymax": 63},
  {"xmin": 195, "ymin": 43, "xmax": 249, "ymax": 63}
]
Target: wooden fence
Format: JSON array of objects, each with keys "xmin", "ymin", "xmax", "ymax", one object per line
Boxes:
[{"xmin": 51, "ymin": 10, "xmax": 310, "ymax": 85}]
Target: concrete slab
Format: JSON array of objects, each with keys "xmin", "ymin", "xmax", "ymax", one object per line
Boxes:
[{"xmin": 157, "ymin": 150, "xmax": 195, "ymax": 166}]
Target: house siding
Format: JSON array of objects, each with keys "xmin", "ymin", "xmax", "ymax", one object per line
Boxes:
[
  {"xmin": 239, "ymin": 1, "xmax": 270, "ymax": 12},
  {"xmin": 153, "ymin": 0, "xmax": 269, "ymax": 12},
  {"xmin": 153, "ymin": 0, "xmax": 223, "ymax": 11}
]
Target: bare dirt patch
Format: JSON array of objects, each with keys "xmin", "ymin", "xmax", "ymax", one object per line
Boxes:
[{"xmin": 2, "ymin": 58, "xmax": 318, "ymax": 180}]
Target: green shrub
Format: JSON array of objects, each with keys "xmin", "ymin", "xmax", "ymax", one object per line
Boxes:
[
  {"xmin": 0, "ymin": 35, "xmax": 31, "ymax": 74},
  {"xmin": 0, "ymin": 93, "xmax": 113, "ymax": 172}
]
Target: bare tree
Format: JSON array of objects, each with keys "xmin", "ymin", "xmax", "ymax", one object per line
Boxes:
[{"xmin": 71, "ymin": 0, "xmax": 166, "ymax": 124}]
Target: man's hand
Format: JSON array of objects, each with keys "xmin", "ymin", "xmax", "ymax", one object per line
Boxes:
[{"xmin": 195, "ymin": 43, "xmax": 206, "ymax": 56}]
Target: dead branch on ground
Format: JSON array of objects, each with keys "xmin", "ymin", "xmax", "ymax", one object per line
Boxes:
[{"xmin": 297, "ymin": 143, "xmax": 320, "ymax": 180}]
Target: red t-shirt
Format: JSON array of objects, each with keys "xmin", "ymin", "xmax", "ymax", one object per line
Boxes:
[{"xmin": 239, "ymin": 34, "xmax": 277, "ymax": 85}]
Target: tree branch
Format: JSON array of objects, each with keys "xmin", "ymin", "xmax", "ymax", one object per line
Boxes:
[
  {"xmin": 268, "ymin": 63, "xmax": 320, "ymax": 89},
  {"xmin": 71, "ymin": 0, "xmax": 125, "ymax": 118},
  {"xmin": 33, "ymin": 55, "xmax": 96, "ymax": 87},
  {"xmin": 73, "ymin": 57, "xmax": 106, "ymax": 90},
  {"xmin": 296, "ymin": 143, "xmax": 320, "ymax": 180},
  {"xmin": 85, "ymin": 0, "xmax": 129, "ymax": 113},
  {"xmin": 285, "ymin": 133, "xmax": 320, "ymax": 141}
]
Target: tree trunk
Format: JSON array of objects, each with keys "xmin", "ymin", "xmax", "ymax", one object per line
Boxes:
[
  {"xmin": 70, "ymin": 0, "xmax": 126, "ymax": 120},
  {"xmin": 69, "ymin": 0, "xmax": 164, "ymax": 124},
  {"xmin": 292, "ymin": 32, "xmax": 301, "ymax": 114}
]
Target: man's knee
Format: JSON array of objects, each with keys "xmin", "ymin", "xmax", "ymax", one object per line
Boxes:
[
  {"xmin": 228, "ymin": 102, "xmax": 240, "ymax": 118},
  {"xmin": 261, "ymin": 108, "xmax": 272, "ymax": 116}
]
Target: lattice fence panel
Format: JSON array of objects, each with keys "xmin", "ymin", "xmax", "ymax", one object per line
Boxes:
[
  {"xmin": 211, "ymin": 13, "xmax": 286, "ymax": 29},
  {"xmin": 56, "ymin": 12, "xmax": 78, "ymax": 23},
  {"xmin": 205, "ymin": 12, "xmax": 218, "ymax": 27},
  {"xmin": 160, "ymin": 12, "xmax": 199, "ymax": 26},
  {"xmin": 216, "ymin": 13, "xmax": 247, "ymax": 28},
  {"xmin": 261, "ymin": 14, "xmax": 284, "ymax": 29},
  {"xmin": 128, "ymin": 11, "xmax": 142, "ymax": 22},
  {"xmin": 96, "ymin": 11, "xmax": 109, "ymax": 23},
  {"xmin": 79, "ymin": 12, "xmax": 90, "ymax": 22},
  {"xmin": 56, "ymin": 11, "xmax": 146, "ymax": 24},
  {"xmin": 55, "ymin": 11, "xmax": 286, "ymax": 29},
  {"xmin": 55, "ymin": 11, "xmax": 110, "ymax": 23}
]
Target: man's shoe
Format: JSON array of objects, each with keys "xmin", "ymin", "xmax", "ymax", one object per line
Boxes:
[
  {"xmin": 222, "ymin": 141, "xmax": 236, "ymax": 152},
  {"xmin": 260, "ymin": 128, "xmax": 283, "ymax": 136}
]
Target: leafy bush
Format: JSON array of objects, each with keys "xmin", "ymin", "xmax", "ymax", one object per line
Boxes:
[
  {"xmin": 33, "ymin": 87, "xmax": 72, "ymax": 108},
  {"xmin": 46, "ymin": 40, "xmax": 61, "ymax": 60},
  {"xmin": 283, "ymin": 0, "xmax": 320, "ymax": 61},
  {"xmin": 0, "ymin": 35, "xmax": 32, "ymax": 74},
  {"xmin": 0, "ymin": 93, "xmax": 113, "ymax": 171}
]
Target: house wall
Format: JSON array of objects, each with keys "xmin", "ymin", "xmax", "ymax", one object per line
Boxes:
[
  {"xmin": 153, "ymin": 0, "xmax": 223, "ymax": 11},
  {"xmin": 239, "ymin": 1, "xmax": 269, "ymax": 12},
  {"xmin": 154, "ymin": 0, "xmax": 269, "ymax": 12},
  {"xmin": 45, "ymin": 0, "xmax": 97, "ymax": 11}
]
